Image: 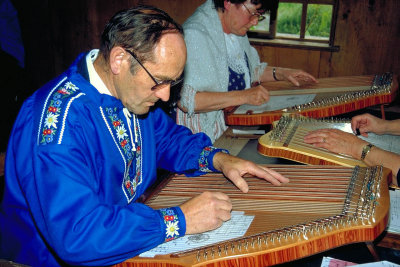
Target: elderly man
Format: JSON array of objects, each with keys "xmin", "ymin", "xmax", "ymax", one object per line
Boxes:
[{"xmin": 0, "ymin": 5, "xmax": 288, "ymax": 266}]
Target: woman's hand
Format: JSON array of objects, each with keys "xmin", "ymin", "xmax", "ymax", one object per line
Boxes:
[
  {"xmin": 303, "ymin": 128, "xmax": 368, "ymax": 160},
  {"xmin": 275, "ymin": 67, "xmax": 318, "ymax": 86},
  {"xmin": 242, "ymin": 84, "xmax": 270, "ymax": 106}
]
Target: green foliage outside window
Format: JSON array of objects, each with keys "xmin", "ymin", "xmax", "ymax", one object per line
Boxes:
[
  {"xmin": 306, "ymin": 4, "xmax": 332, "ymax": 37},
  {"xmin": 277, "ymin": 3, "xmax": 332, "ymax": 38},
  {"xmin": 276, "ymin": 3, "xmax": 302, "ymax": 36}
]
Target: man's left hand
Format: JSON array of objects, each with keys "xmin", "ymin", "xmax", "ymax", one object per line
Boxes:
[{"xmin": 212, "ymin": 152, "xmax": 289, "ymax": 193}]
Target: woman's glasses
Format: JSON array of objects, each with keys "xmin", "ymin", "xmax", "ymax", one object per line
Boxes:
[{"xmin": 242, "ymin": 3, "xmax": 266, "ymax": 22}]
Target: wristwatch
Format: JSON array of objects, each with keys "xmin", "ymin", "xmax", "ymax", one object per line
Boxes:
[{"xmin": 360, "ymin": 143, "xmax": 374, "ymax": 161}]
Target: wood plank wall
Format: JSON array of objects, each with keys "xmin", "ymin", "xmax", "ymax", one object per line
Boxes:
[
  {"xmin": 253, "ymin": 0, "xmax": 400, "ymax": 78},
  {"xmin": 11, "ymin": 0, "xmax": 400, "ymax": 93}
]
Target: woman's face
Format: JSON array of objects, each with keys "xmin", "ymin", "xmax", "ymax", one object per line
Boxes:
[{"xmin": 221, "ymin": 0, "xmax": 263, "ymax": 36}]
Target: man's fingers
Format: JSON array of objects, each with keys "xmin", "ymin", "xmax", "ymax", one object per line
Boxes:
[
  {"xmin": 181, "ymin": 192, "xmax": 233, "ymax": 234},
  {"xmin": 256, "ymin": 166, "xmax": 290, "ymax": 185},
  {"xmin": 218, "ymin": 207, "xmax": 232, "ymax": 222},
  {"xmin": 227, "ymin": 173, "xmax": 249, "ymax": 193}
]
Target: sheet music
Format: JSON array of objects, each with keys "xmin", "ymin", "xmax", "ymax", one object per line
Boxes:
[
  {"xmin": 232, "ymin": 126, "xmax": 266, "ymax": 135},
  {"xmin": 353, "ymin": 261, "xmax": 400, "ymax": 267},
  {"xmin": 320, "ymin": 256, "xmax": 357, "ymax": 266},
  {"xmin": 388, "ymin": 190, "xmax": 400, "ymax": 234},
  {"xmin": 233, "ymin": 94, "xmax": 316, "ymax": 114},
  {"xmin": 140, "ymin": 211, "xmax": 254, "ymax": 258},
  {"xmin": 321, "ymin": 257, "xmax": 399, "ymax": 267}
]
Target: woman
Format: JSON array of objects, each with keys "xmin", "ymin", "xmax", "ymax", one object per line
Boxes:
[
  {"xmin": 304, "ymin": 113, "xmax": 400, "ymax": 186},
  {"xmin": 176, "ymin": 0, "xmax": 317, "ymax": 143}
]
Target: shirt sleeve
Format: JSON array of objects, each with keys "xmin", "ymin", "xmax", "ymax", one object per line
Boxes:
[
  {"xmin": 197, "ymin": 146, "xmax": 229, "ymax": 174},
  {"xmin": 8, "ymin": 99, "xmax": 185, "ymax": 266},
  {"xmin": 157, "ymin": 207, "xmax": 186, "ymax": 242},
  {"xmin": 181, "ymin": 27, "xmax": 229, "ymax": 100},
  {"xmin": 151, "ymin": 108, "xmax": 229, "ymax": 176},
  {"xmin": 29, "ymin": 140, "xmax": 185, "ymax": 265}
]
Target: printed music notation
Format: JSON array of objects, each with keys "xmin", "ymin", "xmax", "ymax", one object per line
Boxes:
[
  {"xmin": 321, "ymin": 257, "xmax": 357, "ymax": 266},
  {"xmin": 139, "ymin": 211, "xmax": 254, "ymax": 258},
  {"xmin": 320, "ymin": 189, "xmax": 400, "ymax": 266},
  {"xmin": 321, "ymin": 257, "xmax": 399, "ymax": 266},
  {"xmin": 233, "ymin": 94, "xmax": 316, "ymax": 114},
  {"xmin": 388, "ymin": 190, "xmax": 400, "ymax": 234}
]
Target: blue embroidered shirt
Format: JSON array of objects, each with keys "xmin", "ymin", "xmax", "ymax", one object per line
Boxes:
[{"xmin": 0, "ymin": 53, "xmax": 227, "ymax": 266}]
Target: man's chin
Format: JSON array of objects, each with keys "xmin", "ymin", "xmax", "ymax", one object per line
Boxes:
[{"xmin": 127, "ymin": 106, "xmax": 150, "ymax": 115}]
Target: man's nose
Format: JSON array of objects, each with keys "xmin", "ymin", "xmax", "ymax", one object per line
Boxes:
[{"xmin": 154, "ymin": 84, "xmax": 171, "ymax": 102}]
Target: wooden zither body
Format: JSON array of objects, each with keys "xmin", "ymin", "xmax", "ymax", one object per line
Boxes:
[
  {"xmin": 257, "ymin": 116, "xmax": 399, "ymax": 167},
  {"xmin": 224, "ymin": 73, "xmax": 397, "ymax": 126},
  {"xmin": 116, "ymin": 165, "xmax": 390, "ymax": 267},
  {"xmin": 258, "ymin": 116, "xmax": 366, "ymax": 166}
]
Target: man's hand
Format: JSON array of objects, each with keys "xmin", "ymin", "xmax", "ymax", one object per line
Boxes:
[
  {"xmin": 180, "ymin": 191, "xmax": 232, "ymax": 235},
  {"xmin": 212, "ymin": 152, "xmax": 289, "ymax": 193},
  {"xmin": 180, "ymin": 153, "xmax": 289, "ymax": 235}
]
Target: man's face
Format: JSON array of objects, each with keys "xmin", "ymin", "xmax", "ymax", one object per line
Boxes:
[{"xmin": 115, "ymin": 32, "xmax": 186, "ymax": 115}]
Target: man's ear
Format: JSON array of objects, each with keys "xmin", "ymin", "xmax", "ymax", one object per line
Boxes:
[
  {"xmin": 109, "ymin": 46, "xmax": 127, "ymax": 75},
  {"xmin": 224, "ymin": 0, "xmax": 231, "ymax": 11}
]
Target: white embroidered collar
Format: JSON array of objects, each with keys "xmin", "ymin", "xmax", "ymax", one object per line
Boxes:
[{"xmin": 86, "ymin": 49, "xmax": 112, "ymax": 96}]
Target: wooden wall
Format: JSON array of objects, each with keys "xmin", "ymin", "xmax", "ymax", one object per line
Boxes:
[
  {"xmin": 11, "ymin": 0, "xmax": 400, "ymax": 94},
  {"xmin": 253, "ymin": 0, "xmax": 400, "ymax": 78}
]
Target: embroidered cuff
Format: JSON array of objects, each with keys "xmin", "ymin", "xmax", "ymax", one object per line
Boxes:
[
  {"xmin": 199, "ymin": 146, "xmax": 229, "ymax": 173},
  {"xmin": 158, "ymin": 207, "xmax": 185, "ymax": 242}
]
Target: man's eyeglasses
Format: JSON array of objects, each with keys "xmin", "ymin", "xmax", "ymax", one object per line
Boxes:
[
  {"xmin": 242, "ymin": 3, "xmax": 266, "ymax": 22},
  {"xmin": 125, "ymin": 49, "xmax": 183, "ymax": 91}
]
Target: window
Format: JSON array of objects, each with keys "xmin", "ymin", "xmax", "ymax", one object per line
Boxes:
[{"xmin": 248, "ymin": 0, "xmax": 338, "ymax": 47}]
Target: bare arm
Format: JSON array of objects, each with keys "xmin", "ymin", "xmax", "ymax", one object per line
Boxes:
[
  {"xmin": 178, "ymin": 67, "xmax": 317, "ymax": 113},
  {"xmin": 178, "ymin": 85, "xmax": 270, "ymax": 113},
  {"xmin": 362, "ymin": 146, "xmax": 400, "ymax": 186},
  {"xmin": 351, "ymin": 113, "xmax": 400, "ymax": 136},
  {"xmin": 304, "ymin": 128, "xmax": 400, "ymax": 186},
  {"xmin": 260, "ymin": 66, "xmax": 318, "ymax": 86}
]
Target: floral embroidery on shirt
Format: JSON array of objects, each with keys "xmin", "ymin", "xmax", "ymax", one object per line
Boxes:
[
  {"xmin": 159, "ymin": 208, "xmax": 181, "ymax": 242},
  {"xmin": 198, "ymin": 146, "xmax": 228, "ymax": 172},
  {"xmin": 40, "ymin": 81, "xmax": 79, "ymax": 145},
  {"xmin": 105, "ymin": 107, "xmax": 142, "ymax": 200}
]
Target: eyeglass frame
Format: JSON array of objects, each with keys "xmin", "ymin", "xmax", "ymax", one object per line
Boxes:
[
  {"xmin": 241, "ymin": 3, "xmax": 266, "ymax": 22},
  {"xmin": 125, "ymin": 49, "xmax": 183, "ymax": 91}
]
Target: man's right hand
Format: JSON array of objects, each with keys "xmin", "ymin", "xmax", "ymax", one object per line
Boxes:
[{"xmin": 180, "ymin": 191, "xmax": 232, "ymax": 235}]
